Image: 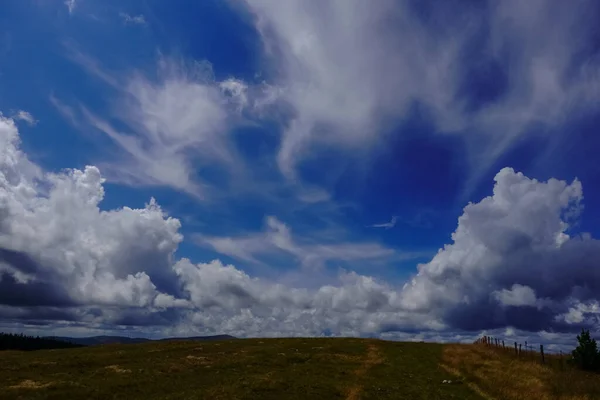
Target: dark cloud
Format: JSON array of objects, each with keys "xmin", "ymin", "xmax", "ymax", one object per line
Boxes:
[
  {"xmin": 0, "ymin": 247, "xmax": 40, "ymax": 275},
  {"xmin": 0, "ymin": 306, "xmax": 81, "ymax": 323},
  {"xmin": 110, "ymin": 308, "xmax": 184, "ymax": 327},
  {"xmin": 0, "ymin": 273, "xmax": 75, "ymax": 307}
]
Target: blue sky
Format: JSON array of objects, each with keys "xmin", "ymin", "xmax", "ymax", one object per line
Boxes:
[{"xmin": 1, "ymin": 0, "xmax": 600, "ymax": 349}]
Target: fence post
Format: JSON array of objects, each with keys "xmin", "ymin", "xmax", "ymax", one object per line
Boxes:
[
  {"xmin": 519, "ymin": 343, "xmax": 522, "ymax": 356},
  {"xmin": 540, "ymin": 344, "xmax": 545, "ymax": 364},
  {"xmin": 502, "ymin": 340, "xmax": 505, "ymax": 350},
  {"xmin": 514, "ymin": 342, "xmax": 518, "ymax": 356},
  {"xmin": 525, "ymin": 341, "xmax": 527, "ymax": 356}
]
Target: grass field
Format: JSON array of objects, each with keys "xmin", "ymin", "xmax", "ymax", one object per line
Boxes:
[
  {"xmin": 441, "ymin": 344, "xmax": 600, "ymax": 400},
  {"xmin": 0, "ymin": 338, "xmax": 483, "ymax": 400},
  {"xmin": 1, "ymin": 338, "xmax": 599, "ymax": 400}
]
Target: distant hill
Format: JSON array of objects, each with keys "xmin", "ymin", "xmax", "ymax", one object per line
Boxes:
[
  {"xmin": 157, "ymin": 335, "xmax": 236, "ymax": 342},
  {"xmin": 48, "ymin": 334, "xmax": 236, "ymax": 346},
  {"xmin": 49, "ymin": 336, "xmax": 151, "ymax": 346}
]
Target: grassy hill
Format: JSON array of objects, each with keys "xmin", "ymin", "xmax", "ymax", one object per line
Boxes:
[
  {"xmin": 442, "ymin": 343, "xmax": 600, "ymax": 400},
  {"xmin": 0, "ymin": 338, "xmax": 598, "ymax": 399}
]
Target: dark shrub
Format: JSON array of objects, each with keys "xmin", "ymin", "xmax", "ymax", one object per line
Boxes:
[{"xmin": 571, "ymin": 329, "xmax": 600, "ymax": 371}]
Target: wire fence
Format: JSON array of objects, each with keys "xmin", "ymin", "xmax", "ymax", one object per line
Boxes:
[{"xmin": 474, "ymin": 335, "xmax": 571, "ymax": 371}]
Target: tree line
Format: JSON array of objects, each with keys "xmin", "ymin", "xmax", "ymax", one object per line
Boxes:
[{"xmin": 0, "ymin": 332, "xmax": 83, "ymax": 351}]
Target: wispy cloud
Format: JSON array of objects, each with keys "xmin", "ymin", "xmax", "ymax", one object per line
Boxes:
[
  {"xmin": 119, "ymin": 13, "xmax": 147, "ymax": 25},
  {"xmin": 49, "ymin": 94, "xmax": 80, "ymax": 128},
  {"xmin": 61, "ymin": 46, "xmax": 287, "ymax": 201},
  {"xmin": 196, "ymin": 216, "xmax": 423, "ymax": 270},
  {"xmin": 61, "ymin": 50, "xmax": 247, "ymax": 199},
  {"xmin": 63, "ymin": 42, "xmax": 120, "ymax": 89},
  {"xmin": 369, "ymin": 216, "xmax": 397, "ymax": 230},
  {"xmin": 12, "ymin": 111, "xmax": 37, "ymax": 126},
  {"xmin": 64, "ymin": 0, "xmax": 77, "ymax": 15},
  {"xmin": 241, "ymin": 0, "xmax": 600, "ymax": 195}
]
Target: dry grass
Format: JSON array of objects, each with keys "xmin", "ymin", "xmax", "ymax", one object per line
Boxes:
[
  {"xmin": 442, "ymin": 344, "xmax": 600, "ymax": 400},
  {"xmin": 0, "ymin": 338, "xmax": 483, "ymax": 400}
]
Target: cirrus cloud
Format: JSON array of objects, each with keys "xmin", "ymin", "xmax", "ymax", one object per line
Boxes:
[{"xmin": 240, "ymin": 0, "xmax": 600, "ymax": 193}]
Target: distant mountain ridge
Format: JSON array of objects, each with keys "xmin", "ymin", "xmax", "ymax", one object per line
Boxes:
[{"xmin": 47, "ymin": 334, "xmax": 236, "ymax": 346}]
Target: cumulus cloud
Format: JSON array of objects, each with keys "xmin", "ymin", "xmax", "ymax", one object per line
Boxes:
[
  {"xmin": 0, "ymin": 114, "xmax": 429, "ymax": 337},
  {"xmin": 185, "ymin": 168, "xmax": 600, "ymax": 336},
  {"xmin": 0, "ymin": 115, "xmax": 184, "ymax": 314},
  {"xmin": 2, "ymin": 112, "xmax": 600, "ymax": 339},
  {"xmin": 172, "ymin": 258, "xmax": 440, "ymax": 337},
  {"xmin": 400, "ymin": 167, "xmax": 600, "ymax": 332},
  {"xmin": 240, "ymin": 0, "xmax": 600, "ymax": 189},
  {"xmin": 492, "ymin": 284, "xmax": 540, "ymax": 308}
]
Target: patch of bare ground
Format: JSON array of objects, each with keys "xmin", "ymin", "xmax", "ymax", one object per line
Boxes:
[
  {"xmin": 9, "ymin": 380, "xmax": 54, "ymax": 389},
  {"xmin": 31, "ymin": 361, "xmax": 57, "ymax": 366},
  {"xmin": 105, "ymin": 365, "xmax": 131, "ymax": 373},
  {"xmin": 185, "ymin": 355, "xmax": 210, "ymax": 365},
  {"xmin": 346, "ymin": 342, "xmax": 384, "ymax": 400}
]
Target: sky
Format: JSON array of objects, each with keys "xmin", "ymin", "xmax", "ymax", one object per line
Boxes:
[{"xmin": 1, "ymin": 0, "xmax": 600, "ymax": 351}]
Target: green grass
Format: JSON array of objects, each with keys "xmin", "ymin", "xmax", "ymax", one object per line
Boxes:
[{"xmin": 0, "ymin": 338, "xmax": 484, "ymax": 400}]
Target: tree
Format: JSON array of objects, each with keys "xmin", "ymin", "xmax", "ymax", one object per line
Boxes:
[
  {"xmin": 571, "ymin": 328, "xmax": 600, "ymax": 371},
  {"xmin": 0, "ymin": 332, "xmax": 83, "ymax": 351}
]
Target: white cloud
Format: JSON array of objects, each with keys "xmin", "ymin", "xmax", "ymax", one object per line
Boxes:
[
  {"xmin": 197, "ymin": 215, "xmax": 407, "ymax": 270},
  {"xmin": 172, "ymin": 258, "xmax": 436, "ymax": 337},
  {"xmin": 220, "ymin": 78, "xmax": 248, "ymax": 111},
  {"xmin": 492, "ymin": 284, "xmax": 539, "ymax": 308},
  {"xmin": 66, "ymin": 56, "xmax": 244, "ymax": 198},
  {"xmin": 400, "ymin": 167, "xmax": 600, "ymax": 332},
  {"xmin": 240, "ymin": 0, "xmax": 600, "ymax": 189},
  {"xmin": 370, "ymin": 216, "xmax": 398, "ymax": 229},
  {"xmin": 0, "ymin": 115, "xmax": 183, "ymax": 309},
  {"xmin": 119, "ymin": 13, "xmax": 147, "ymax": 25},
  {"xmin": 49, "ymin": 95, "xmax": 80, "ymax": 128},
  {"xmin": 64, "ymin": 0, "xmax": 77, "ymax": 15},
  {"xmin": 555, "ymin": 300, "xmax": 600, "ymax": 326},
  {"xmin": 12, "ymin": 111, "xmax": 37, "ymax": 126},
  {"xmin": 2, "ymin": 112, "xmax": 600, "ymax": 338},
  {"xmin": 0, "ymin": 114, "xmax": 432, "ymax": 337},
  {"xmin": 62, "ymin": 50, "xmax": 286, "ymax": 199}
]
